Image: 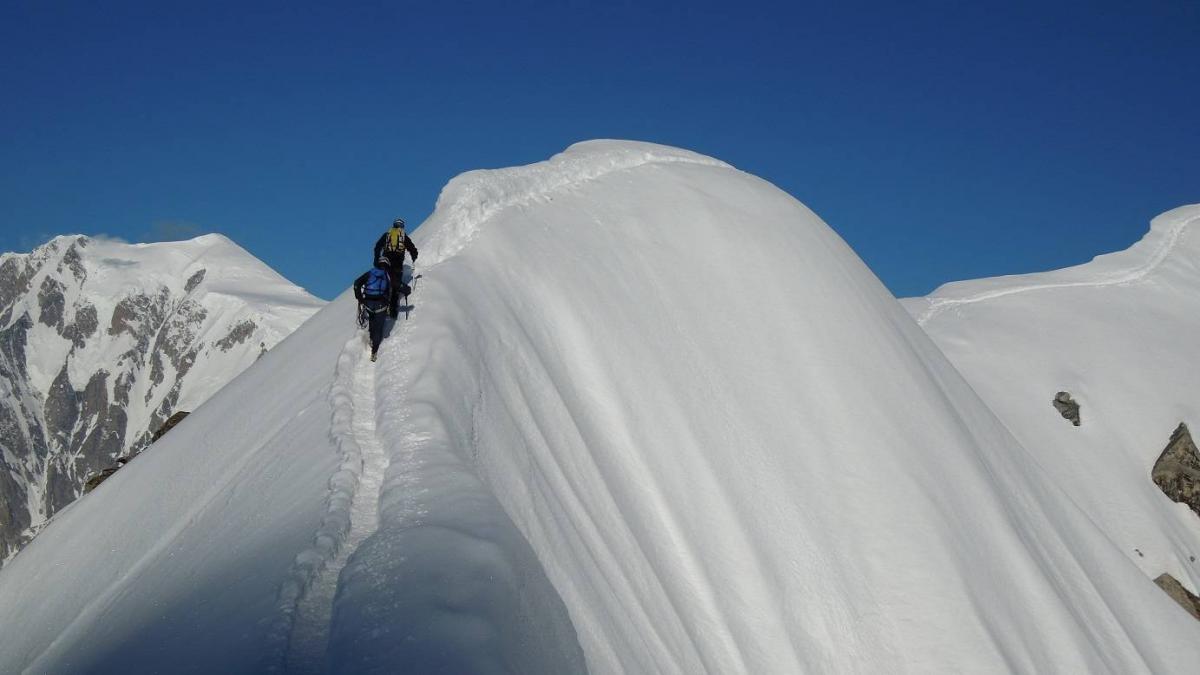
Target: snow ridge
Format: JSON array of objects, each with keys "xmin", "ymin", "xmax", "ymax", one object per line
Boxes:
[
  {"xmin": 419, "ymin": 140, "xmax": 731, "ymax": 267},
  {"xmin": 262, "ymin": 332, "xmax": 366, "ymax": 671},
  {"xmin": 915, "ymin": 205, "xmax": 1200, "ymax": 325},
  {"xmin": 321, "ymin": 275, "xmax": 587, "ymax": 672}
]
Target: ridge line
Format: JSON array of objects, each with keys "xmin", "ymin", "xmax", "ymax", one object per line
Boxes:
[
  {"xmin": 917, "ymin": 212, "xmax": 1200, "ymax": 326},
  {"xmin": 422, "ymin": 147, "xmax": 730, "ymax": 268}
]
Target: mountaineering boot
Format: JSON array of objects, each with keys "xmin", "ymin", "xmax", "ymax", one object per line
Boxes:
[{"xmin": 371, "ymin": 352, "xmax": 378, "ymax": 362}]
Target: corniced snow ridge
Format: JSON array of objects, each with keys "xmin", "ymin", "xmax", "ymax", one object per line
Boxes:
[{"xmin": 0, "ymin": 143, "xmax": 1198, "ymax": 674}]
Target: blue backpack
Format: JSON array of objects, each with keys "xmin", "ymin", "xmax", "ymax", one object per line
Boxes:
[{"xmin": 363, "ymin": 267, "xmax": 390, "ymax": 299}]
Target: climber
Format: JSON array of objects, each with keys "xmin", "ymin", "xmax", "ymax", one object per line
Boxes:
[
  {"xmin": 353, "ymin": 256, "xmax": 393, "ymax": 362},
  {"xmin": 373, "ymin": 217, "xmax": 419, "ymax": 317}
]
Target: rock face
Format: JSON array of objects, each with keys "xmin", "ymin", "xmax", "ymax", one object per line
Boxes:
[
  {"xmin": 0, "ymin": 234, "xmax": 323, "ymax": 563},
  {"xmin": 84, "ymin": 410, "xmax": 192, "ymax": 495},
  {"xmin": 1052, "ymin": 391, "xmax": 1081, "ymax": 426},
  {"xmin": 1154, "ymin": 573, "xmax": 1200, "ymax": 622},
  {"xmin": 150, "ymin": 410, "xmax": 190, "ymax": 443},
  {"xmin": 1152, "ymin": 423, "xmax": 1200, "ymax": 521}
]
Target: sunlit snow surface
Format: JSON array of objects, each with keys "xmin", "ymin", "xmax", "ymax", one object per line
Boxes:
[
  {"xmin": 1, "ymin": 142, "xmax": 1198, "ymax": 673},
  {"xmin": 905, "ymin": 204, "xmax": 1200, "ymax": 610}
]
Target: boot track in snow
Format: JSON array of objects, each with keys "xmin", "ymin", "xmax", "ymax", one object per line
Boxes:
[{"xmin": 265, "ymin": 303, "xmax": 408, "ymax": 672}]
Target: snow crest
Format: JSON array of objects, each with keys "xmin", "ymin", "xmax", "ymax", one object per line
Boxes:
[
  {"xmin": 419, "ymin": 140, "xmax": 732, "ymax": 266},
  {"xmin": 3, "ymin": 144, "xmax": 1199, "ymax": 673},
  {"xmin": 913, "ymin": 204, "xmax": 1200, "ymax": 325}
]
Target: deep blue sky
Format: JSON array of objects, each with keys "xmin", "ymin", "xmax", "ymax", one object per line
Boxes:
[{"xmin": 2, "ymin": 1, "xmax": 1197, "ymax": 300}]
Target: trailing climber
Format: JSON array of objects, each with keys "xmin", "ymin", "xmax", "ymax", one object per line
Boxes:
[
  {"xmin": 373, "ymin": 217, "xmax": 419, "ymax": 317},
  {"xmin": 353, "ymin": 256, "xmax": 393, "ymax": 362}
]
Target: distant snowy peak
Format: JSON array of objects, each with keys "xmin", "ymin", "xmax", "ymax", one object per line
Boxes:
[
  {"xmin": 0, "ymin": 232, "xmax": 323, "ymax": 561},
  {"xmin": 905, "ymin": 204, "xmax": 1200, "ymax": 326}
]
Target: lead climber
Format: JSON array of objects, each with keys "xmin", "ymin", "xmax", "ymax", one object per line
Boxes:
[
  {"xmin": 373, "ymin": 218, "xmax": 419, "ymax": 317},
  {"xmin": 353, "ymin": 257, "xmax": 393, "ymax": 362}
]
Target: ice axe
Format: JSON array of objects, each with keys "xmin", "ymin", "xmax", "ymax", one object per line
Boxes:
[{"xmin": 405, "ymin": 269, "xmax": 420, "ymax": 319}]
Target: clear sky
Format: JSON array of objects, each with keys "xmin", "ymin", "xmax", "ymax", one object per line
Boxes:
[{"xmin": 2, "ymin": 1, "xmax": 1197, "ymax": 300}]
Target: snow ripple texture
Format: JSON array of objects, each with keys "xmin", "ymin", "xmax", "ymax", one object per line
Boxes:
[
  {"xmin": 419, "ymin": 139, "xmax": 732, "ymax": 267},
  {"xmin": 914, "ymin": 204, "xmax": 1200, "ymax": 325}
]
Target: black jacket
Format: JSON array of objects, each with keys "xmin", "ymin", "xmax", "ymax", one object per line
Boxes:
[{"xmin": 373, "ymin": 229, "xmax": 419, "ymax": 263}]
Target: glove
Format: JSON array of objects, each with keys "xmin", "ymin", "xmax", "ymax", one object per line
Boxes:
[{"xmin": 411, "ymin": 250, "xmax": 418, "ymax": 262}]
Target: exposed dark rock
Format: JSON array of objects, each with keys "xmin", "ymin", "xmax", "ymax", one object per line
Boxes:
[
  {"xmin": 151, "ymin": 410, "xmax": 190, "ymax": 443},
  {"xmin": 113, "ymin": 370, "xmax": 134, "ymax": 407},
  {"xmin": 61, "ymin": 371, "xmax": 128, "ymax": 506},
  {"xmin": 58, "ymin": 240, "xmax": 87, "ymax": 282},
  {"xmin": 1053, "ymin": 391, "xmax": 1081, "ymax": 426},
  {"xmin": 43, "ymin": 366, "xmax": 79, "ymax": 449},
  {"xmin": 147, "ymin": 381, "xmax": 184, "ymax": 439},
  {"xmin": 0, "ymin": 312, "xmax": 44, "ymax": 558},
  {"xmin": 0, "ymin": 313, "xmax": 33, "ymax": 383},
  {"xmin": 0, "ymin": 256, "xmax": 35, "ymax": 313},
  {"xmin": 42, "ymin": 458, "xmax": 76, "ymax": 515},
  {"xmin": 215, "ymin": 319, "xmax": 257, "ymax": 351},
  {"xmin": 1154, "ymin": 573, "xmax": 1200, "ymax": 621},
  {"xmin": 37, "ymin": 276, "xmax": 67, "ymax": 329},
  {"xmin": 83, "ymin": 467, "xmax": 120, "ymax": 494},
  {"xmin": 0, "ymin": 452, "xmax": 31, "ymax": 561},
  {"xmin": 83, "ymin": 455, "xmax": 131, "ymax": 495},
  {"xmin": 62, "ymin": 303, "xmax": 98, "ymax": 348},
  {"xmin": 146, "ymin": 299, "xmax": 206, "ymax": 402},
  {"xmin": 108, "ymin": 289, "xmax": 170, "ymax": 355},
  {"xmin": 1152, "ymin": 423, "xmax": 1200, "ymax": 520},
  {"xmin": 185, "ymin": 268, "xmax": 207, "ymax": 293}
]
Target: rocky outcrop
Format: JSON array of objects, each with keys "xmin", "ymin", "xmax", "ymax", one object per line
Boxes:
[
  {"xmin": 151, "ymin": 410, "xmax": 190, "ymax": 443},
  {"xmin": 83, "ymin": 456, "xmax": 130, "ymax": 495},
  {"xmin": 81, "ymin": 409, "xmax": 190, "ymax": 497},
  {"xmin": 1154, "ymin": 573, "xmax": 1200, "ymax": 622},
  {"xmin": 215, "ymin": 319, "xmax": 257, "ymax": 351},
  {"xmin": 1152, "ymin": 423, "xmax": 1200, "ymax": 520},
  {"xmin": 184, "ymin": 268, "xmax": 206, "ymax": 293},
  {"xmin": 1053, "ymin": 391, "xmax": 1081, "ymax": 426}
]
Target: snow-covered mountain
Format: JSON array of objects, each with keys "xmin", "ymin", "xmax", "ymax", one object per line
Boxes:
[
  {"xmin": 903, "ymin": 204, "xmax": 1200, "ymax": 608},
  {"xmin": 0, "ymin": 142, "xmax": 1197, "ymax": 674},
  {"xmin": 0, "ymin": 233, "xmax": 323, "ymax": 561}
]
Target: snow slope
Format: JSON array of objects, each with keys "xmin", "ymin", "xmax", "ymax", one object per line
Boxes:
[
  {"xmin": 1, "ymin": 142, "xmax": 1198, "ymax": 673},
  {"xmin": 904, "ymin": 204, "xmax": 1200, "ymax": 599}
]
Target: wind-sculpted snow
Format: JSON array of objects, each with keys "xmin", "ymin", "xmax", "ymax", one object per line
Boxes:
[
  {"xmin": 322, "ymin": 289, "xmax": 586, "ymax": 673},
  {"xmin": 394, "ymin": 141, "xmax": 1200, "ymax": 672},
  {"xmin": 909, "ymin": 205, "xmax": 1200, "ymax": 325},
  {"xmin": 907, "ymin": 203, "xmax": 1200, "ymax": 610},
  {"xmin": 419, "ymin": 140, "xmax": 731, "ymax": 267},
  {"xmin": 1, "ymin": 142, "xmax": 1198, "ymax": 673}
]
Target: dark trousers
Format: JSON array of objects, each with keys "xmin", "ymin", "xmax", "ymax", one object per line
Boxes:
[
  {"xmin": 362, "ymin": 298, "xmax": 389, "ymax": 355},
  {"xmin": 381, "ymin": 252, "xmax": 405, "ymax": 314}
]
